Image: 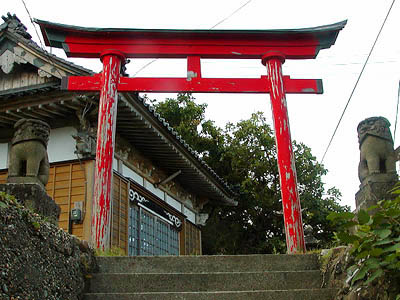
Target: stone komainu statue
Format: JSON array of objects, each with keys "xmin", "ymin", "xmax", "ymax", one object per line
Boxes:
[
  {"xmin": 7, "ymin": 119, "xmax": 50, "ymax": 187},
  {"xmin": 357, "ymin": 116, "xmax": 398, "ymax": 184}
]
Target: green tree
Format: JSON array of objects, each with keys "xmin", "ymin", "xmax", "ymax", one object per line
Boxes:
[
  {"xmin": 150, "ymin": 93, "xmax": 220, "ymax": 155},
  {"xmin": 151, "ymin": 93, "xmax": 349, "ymax": 254}
]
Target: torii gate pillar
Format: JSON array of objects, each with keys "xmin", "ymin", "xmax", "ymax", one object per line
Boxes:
[
  {"xmin": 263, "ymin": 52, "xmax": 305, "ymax": 252},
  {"xmin": 91, "ymin": 51, "xmax": 125, "ymax": 250}
]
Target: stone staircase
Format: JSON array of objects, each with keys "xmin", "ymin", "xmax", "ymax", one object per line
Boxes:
[{"xmin": 83, "ymin": 254, "xmax": 337, "ymax": 300}]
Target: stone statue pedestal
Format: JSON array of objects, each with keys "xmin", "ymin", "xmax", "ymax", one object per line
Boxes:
[
  {"xmin": 7, "ymin": 176, "xmax": 46, "ymax": 190},
  {"xmin": 355, "ymin": 173, "xmax": 398, "ymax": 212},
  {"xmin": 0, "ymin": 183, "xmax": 60, "ymax": 225}
]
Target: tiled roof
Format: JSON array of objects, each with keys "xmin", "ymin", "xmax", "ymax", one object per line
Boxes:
[{"xmin": 1, "ymin": 13, "xmax": 93, "ymax": 75}]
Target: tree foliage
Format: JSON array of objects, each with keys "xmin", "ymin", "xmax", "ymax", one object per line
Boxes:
[{"xmin": 150, "ymin": 93, "xmax": 350, "ymax": 254}]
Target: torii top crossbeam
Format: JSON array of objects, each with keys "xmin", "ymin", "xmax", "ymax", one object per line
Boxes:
[
  {"xmin": 36, "ymin": 19, "xmax": 346, "ymax": 254},
  {"xmin": 37, "ymin": 20, "xmax": 346, "ymax": 59}
]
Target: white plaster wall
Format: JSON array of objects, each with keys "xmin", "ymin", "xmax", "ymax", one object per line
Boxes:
[
  {"xmin": 122, "ymin": 164, "xmax": 144, "ymax": 186},
  {"xmin": 183, "ymin": 206, "xmax": 196, "ymax": 224},
  {"xmin": 113, "ymin": 158, "xmax": 119, "ymax": 171},
  {"xmin": 166, "ymin": 194, "xmax": 182, "ymax": 212},
  {"xmin": 0, "ymin": 143, "xmax": 8, "ymax": 169},
  {"xmin": 144, "ymin": 179, "xmax": 165, "ymax": 200},
  {"xmin": 47, "ymin": 127, "xmax": 77, "ymax": 163}
]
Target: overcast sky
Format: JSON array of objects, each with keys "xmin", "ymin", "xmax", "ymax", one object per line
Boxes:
[{"xmin": 3, "ymin": 0, "xmax": 400, "ymax": 209}]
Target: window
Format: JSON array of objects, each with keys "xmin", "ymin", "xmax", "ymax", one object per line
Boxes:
[
  {"xmin": 128, "ymin": 206, "xmax": 139, "ymax": 256},
  {"xmin": 140, "ymin": 209, "xmax": 156, "ymax": 255},
  {"xmin": 128, "ymin": 205, "xmax": 179, "ymax": 256}
]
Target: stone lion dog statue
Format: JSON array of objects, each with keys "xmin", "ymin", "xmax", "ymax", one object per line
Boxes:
[
  {"xmin": 357, "ymin": 116, "xmax": 399, "ymax": 184},
  {"xmin": 7, "ymin": 119, "xmax": 50, "ymax": 187}
]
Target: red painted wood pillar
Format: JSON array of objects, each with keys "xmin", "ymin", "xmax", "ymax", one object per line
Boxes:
[
  {"xmin": 91, "ymin": 51, "xmax": 125, "ymax": 250},
  {"xmin": 262, "ymin": 52, "xmax": 306, "ymax": 254}
]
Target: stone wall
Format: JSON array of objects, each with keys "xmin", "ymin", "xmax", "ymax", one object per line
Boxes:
[
  {"xmin": 0, "ymin": 191, "xmax": 97, "ymax": 300},
  {"xmin": 320, "ymin": 247, "xmax": 397, "ymax": 300},
  {"xmin": 0, "ymin": 184, "xmax": 60, "ymax": 225}
]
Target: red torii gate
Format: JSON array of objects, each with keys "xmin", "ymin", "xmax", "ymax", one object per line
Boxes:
[{"xmin": 36, "ymin": 19, "xmax": 346, "ymax": 254}]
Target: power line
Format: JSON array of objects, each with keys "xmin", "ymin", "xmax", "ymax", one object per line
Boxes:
[
  {"xmin": 133, "ymin": 0, "xmax": 253, "ymax": 77},
  {"xmin": 320, "ymin": 0, "xmax": 397, "ymax": 164},
  {"xmin": 210, "ymin": 0, "xmax": 253, "ymax": 29},
  {"xmin": 21, "ymin": 0, "xmax": 45, "ymax": 49},
  {"xmin": 132, "ymin": 59, "xmax": 158, "ymax": 77},
  {"xmin": 133, "ymin": 56, "xmax": 399, "ymax": 77},
  {"xmin": 20, "ymin": 0, "xmax": 64, "ymax": 79}
]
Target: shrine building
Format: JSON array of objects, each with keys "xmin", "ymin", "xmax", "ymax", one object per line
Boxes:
[{"xmin": 0, "ymin": 14, "xmax": 236, "ymax": 255}]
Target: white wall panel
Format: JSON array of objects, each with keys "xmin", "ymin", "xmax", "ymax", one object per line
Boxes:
[
  {"xmin": 122, "ymin": 164, "xmax": 144, "ymax": 186},
  {"xmin": 166, "ymin": 195, "xmax": 182, "ymax": 212},
  {"xmin": 113, "ymin": 158, "xmax": 118, "ymax": 171},
  {"xmin": 0, "ymin": 143, "xmax": 8, "ymax": 169},
  {"xmin": 47, "ymin": 127, "xmax": 77, "ymax": 163},
  {"xmin": 144, "ymin": 179, "xmax": 165, "ymax": 200},
  {"xmin": 184, "ymin": 206, "xmax": 196, "ymax": 224}
]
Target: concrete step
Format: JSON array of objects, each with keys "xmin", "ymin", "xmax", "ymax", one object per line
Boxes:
[
  {"xmin": 96, "ymin": 254, "xmax": 319, "ymax": 274},
  {"xmin": 84, "ymin": 288, "xmax": 339, "ymax": 300},
  {"xmin": 88, "ymin": 270, "xmax": 322, "ymax": 293}
]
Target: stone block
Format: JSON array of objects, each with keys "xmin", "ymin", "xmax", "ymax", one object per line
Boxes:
[
  {"xmin": 355, "ymin": 174, "xmax": 397, "ymax": 212},
  {"xmin": 0, "ymin": 183, "xmax": 60, "ymax": 224}
]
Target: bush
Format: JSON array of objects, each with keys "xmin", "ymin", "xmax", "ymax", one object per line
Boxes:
[
  {"xmin": 327, "ymin": 186, "xmax": 400, "ymax": 299},
  {"xmin": 95, "ymin": 246, "xmax": 126, "ymax": 256}
]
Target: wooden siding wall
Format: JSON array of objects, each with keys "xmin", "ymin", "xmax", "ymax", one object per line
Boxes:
[
  {"xmin": 46, "ymin": 162, "xmax": 87, "ymax": 239},
  {"xmin": 0, "ymin": 70, "xmax": 56, "ymax": 91},
  {"xmin": 185, "ymin": 221, "xmax": 202, "ymax": 255},
  {"xmin": 111, "ymin": 173, "xmax": 129, "ymax": 254},
  {"xmin": 0, "ymin": 172, "xmax": 6, "ymax": 184},
  {"xmin": 0, "ymin": 161, "xmax": 88, "ymax": 240}
]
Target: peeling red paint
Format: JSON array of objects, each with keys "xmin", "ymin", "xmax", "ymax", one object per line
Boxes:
[
  {"xmin": 264, "ymin": 54, "xmax": 306, "ymax": 254},
  {"xmin": 91, "ymin": 53, "xmax": 123, "ymax": 250},
  {"xmin": 65, "ymin": 74, "xmax": 323, "ymax": 94}
]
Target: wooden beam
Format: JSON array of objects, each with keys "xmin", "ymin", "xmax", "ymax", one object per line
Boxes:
[
  {"xmin": 28, "ymin": 106, "xmax": 54, "ymax": 118},
  {"xmin": 38, "ymin": 104, "xmax": 65, "ymax": 117},
  {"xmin": 49, "ymin": 102, "xmax": 74, "ymax": 114},
  {"xmin": 63, "ymin": 74, "xmax": 323, "ymax": 94},
  {"xmin": 60, "ymin": 100, "xmax": 81, "ymax": 111},
  {"xmin": 0, "ymin": 113, "xmax": 19, "ymax": 122},
  {"xmin": 6, "ymin": 110, "xmax": 24, "ymax": 120},
  {"xmin": 16, "ymin": 108, "xmax": 46, "ymax": 120}
]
